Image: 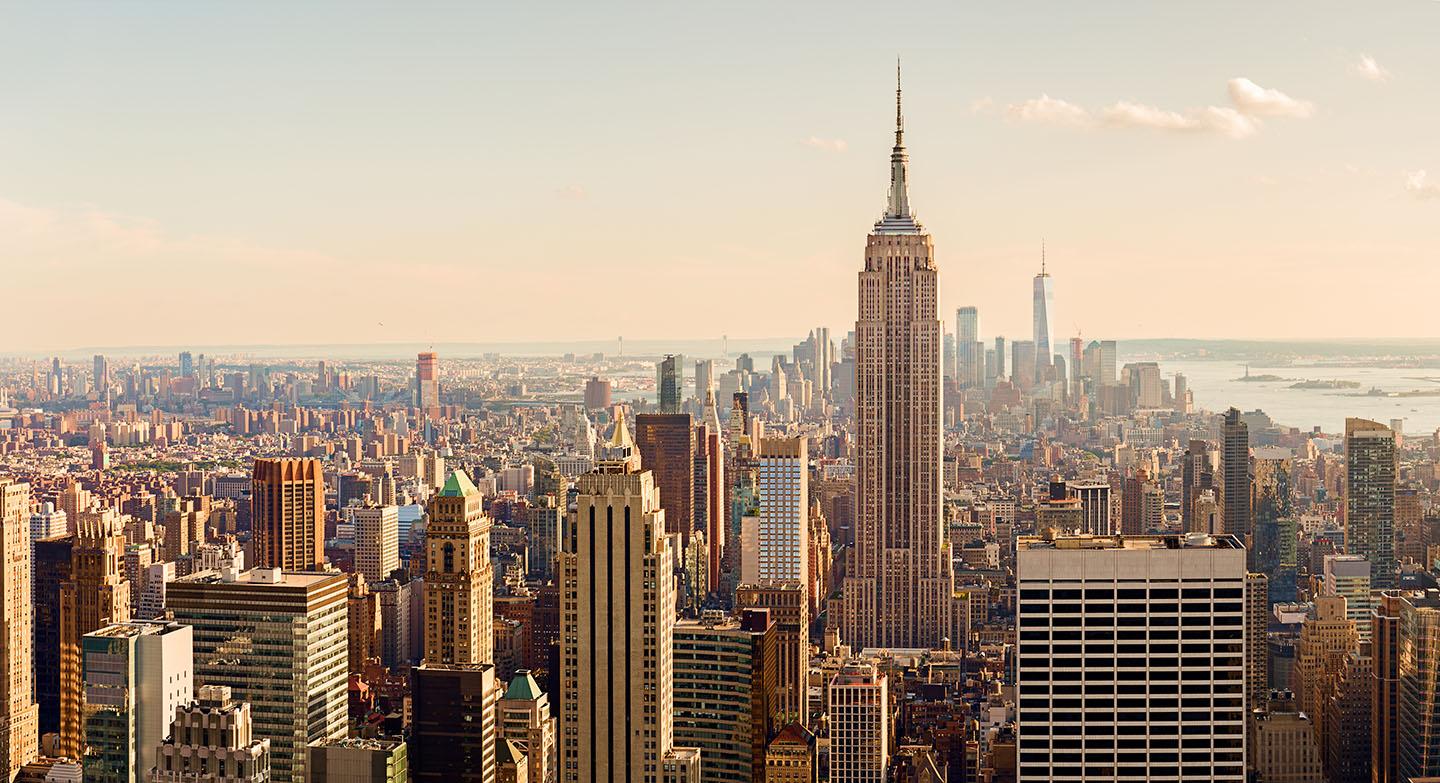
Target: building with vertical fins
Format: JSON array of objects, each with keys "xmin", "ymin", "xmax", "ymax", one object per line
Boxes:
[
  {"xmin": 560, "ymin": 411, "xmax": 700, "ymax": 783},
  {"xmin": 1032, "ymin": 247, "xmax": 1053, "ymax": 377},
  {"xmin": 842, "ymin": 63, "xmax": 955, "ymax": 651},
  {"xmin": 0, "ymin": 478, "xmax": 39, "ymax": 781},
  {"xmin": 251, "ymin": 457, "xmax": 326, "ymax": 571},
  {"xmin": 1221, "ymin": 408, "xmax": 1252, "ymax": 558}
]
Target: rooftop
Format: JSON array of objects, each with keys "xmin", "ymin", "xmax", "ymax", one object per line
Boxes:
[{"xmin": 1017, "ymin": 533, "xmax": 1243, "ymax": 552}]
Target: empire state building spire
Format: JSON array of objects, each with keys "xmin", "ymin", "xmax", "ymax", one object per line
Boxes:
[{"xmin": 887, "ymin": 58, "xmax": 910, "ymax": 219}]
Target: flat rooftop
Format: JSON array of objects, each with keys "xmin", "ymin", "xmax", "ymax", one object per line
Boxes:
[{"xmin": 1017, "ymin": 533, "xmax": 1244, "ymax": 552}]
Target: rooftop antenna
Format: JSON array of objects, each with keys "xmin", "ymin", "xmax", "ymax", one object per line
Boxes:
[{"xmin": 1041, "ymin": 239, "xmax": 1047, "ymax": 276}]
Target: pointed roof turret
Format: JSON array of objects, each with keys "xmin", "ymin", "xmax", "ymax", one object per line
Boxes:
[{"xmin": 875, "ymin": 58, "xmax": 922, "ymax": 235}]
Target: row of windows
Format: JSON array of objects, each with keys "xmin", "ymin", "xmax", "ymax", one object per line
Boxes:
[
  {"xmin": 1019, "ymin": 587, "xmax": 1244, "ymax": 600},
  {"xmin": 1020, "ymin": 602, "xmax": 1245, "ymax": 615},
  {"xmin": 1019, "ymin": 656, "xmax": 1243, "ymax": 670},
  {"xmin": 1020, "ymin": 683, "xmax": 1245, "ymax": 696},
  {"xmin": 1021, "ymin": 629, "xmax": 1243, "ymax": 641},
  {"xmin": 1019, "ymin": 697, "xmax": 1244, "ymax": 710},
  {"xmin": 1018, "ymin": 713, "xmax": 1246, "ymax": 727},
  {"xmin": 1020, "ymin": 643, "xmax": 1242, "ymax": 655}
]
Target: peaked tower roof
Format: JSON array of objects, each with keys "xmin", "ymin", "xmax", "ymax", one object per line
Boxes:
[{"xmin": 875, "ymin": 58, "xmax": 922, "ymax": 235}]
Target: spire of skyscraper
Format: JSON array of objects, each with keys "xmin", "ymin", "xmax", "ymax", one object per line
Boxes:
[{"xmin": 885, "ymin": 57, "xmax": 911, "ymax": 221}]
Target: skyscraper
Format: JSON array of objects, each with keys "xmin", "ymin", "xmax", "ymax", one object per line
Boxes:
[
  {"xmin": 412, "ymin": 470, "xmax": 499, "ymax": 783},
  {"xmin": 60, "ymin": 509, "xmax": 131, "ymax": 759},
  {"xmin": 352, "ymin": 504, "xmax": 400, "ymax": 585},
  {"xmin": 634, "ymin": 413, "xmax": 696, "ymax": 542},
  {"xmin": 956, "ymin": 306, "xmax": 981, "ymax": 388},
  {"xmin": 423, "ymin": 471, "xmax": 495, "ymax": 666},
  {"xmin": 756, "ymin": 436, "xmax": 808, "ymax": 584},
  {"xmin": 1221, "ymin": 408, "xmax": 1253, "ymax": 556},
  {"xmin": 559, "ymin": 413, "xmax": 699, "ymax": 783},
  {"xmin": 167, "ymin": 568, "xmax": 349, "ymax": 783},
  {"xmin": 80, "ymin": 620, "xmax": 193, "ymax": 782},
  {"xmin": 1345, "ymin": 418, "xmax": 1397, "ymax": 589},
  {"xmin": 672, "ymin": 610, "xmax": 777, "ymax": 783},
  {"xmin": 1032, "ymin": 249, "xmax": 1053, "ymax": 377},
  {"xmin": 0, "ymin": 478, "xmax": 39, "ymax": 780},
  {"xmin": 842, "ymin": 66, "xmax": 954, "ymax": 651},
  {"xmin": 1015, "ymin": 533, "xmax": 1247, "ymax": 782},
  {"xmin": 251, "ymin": 457, "xmax": 325, "ymax": 571},
  {"xmin": 828, "ymin": 660, "xmax": 889, "ymax": 783},
  {"xmin": 415, "ymin": 351, "xmax": 440, "ymax": 413},
  {"xmin": 656, "ymin": 354, "xmax": 684, "ymax": 414}
]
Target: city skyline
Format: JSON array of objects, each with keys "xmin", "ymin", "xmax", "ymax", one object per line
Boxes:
[{"xmin": 4, "ymin": 1, "xmax": 1439, "ymax": 351}]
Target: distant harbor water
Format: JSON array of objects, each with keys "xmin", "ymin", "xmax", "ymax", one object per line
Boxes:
[{"xmin": 1162, "ymin": 360, "xmax": 1440, "ymax": 435}]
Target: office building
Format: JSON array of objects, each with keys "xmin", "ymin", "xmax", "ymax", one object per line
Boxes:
[
  {"xmin": 672, "ymin": 611, "xmax": 777, "ymax": 783},
  {"xmin": 1323, "ymin": 555, "xmax": 1373, "ymax": 642},
  {"xmin": 633, "ymin": 413, "xmax": 696, "ymax": 542},
  {"xmin": 0, "ymin": 478, "xmax": 38, "ymax": 780},
  {"xmin": 80, "ymin": 621, "xmax": 193, "ymax": 783},
  {"xmin": 1373, "ymin": 591, "xmax": 1405, "ymax": 783},
  {"xmin": 583, "ymin": 377, "xmax": 612, "ymax": 411},
  {"xmin": 497, "ymin": 670, "xmax": 556, "ymax": 783},
  {"xmin": 697, "ymin": 394, "xmax": 726, "ymax": 594},
  {"xmin": 828, "ymin": 660, "xmax": 889, "ymax": 783},
  {"xmin": 1067, "ymin": 482, "xmax": 1112, "ymax": 535},
  {"xmin": 1248, "ymin": 691, "xmax": 1323, "ymax": 783},
  {"xmin": 1010, "ymin": 341, "xmax": 1036, "ymax": 391},
  {"xmin": 34, "ymin": 534, "xmax": 71, "ymax": 738},
  {"xmin": 559, "ymin": 413, "xmax": 698, "ymax": 782},
  {"xmin": 1032, "ymin": 257, "xmax": 1053, "ymax": 376},
  {"xmin": 842, "ymin": 71, "xmax": 954, "ymax": 651},
  {"xmin": 1395, "ymin": 590, "xmax": 1440, "ymax": 781},
  {"xmin": 1294, "ymin": 595, "xmax": 1358, "ymax": 747},
  {"xmin": 1221, "ymin": 408, "xmax": 1252, "ymax": 554},
  {"xmin": 415, "ymin": 351, "xmax": 440, "ymax": 413},
  {"xmin": 352, "ymin": 505, "xmax": 400, "ymax": 584},
  {"xmin": 1246, "ymin": 573, "xmax": 1269, "ymax": 711},
  {"xmin": 656, "ymin": 354, "xmax": 684, "ymax": 414},
  {"xmin": 1015, "ymin": 533, "xmax": 1248, "ymax": 782},
  {"xmin": 150, "ymin": 685, "xmax": 270, "ymax": 783},
  {"xmin": 763, "ymin": 723, "xmax": 816, "ymax": 783},
  {"xmin": 736, "ymin": 582, "xmax": 809, "ymax": 726},
  {"xmin": 60, "ymin": 509, "xmax": 132, "ymax": 759},
  {"xmin": 413, "ymin": 470, "xmax": 499, "ymax": 783},
  {"xmin": 252, "ymin": 457, "xmax": 325, "ymax": 571},
  {"xmin": 1345, "ymin": 418, "xmax": 1397, "ymax": 589},
  {"xmin": 956, "ymin": 307, "xmax": 981, "ymax": 388},
  {"xmin": 308, "ymin": 738, "xmax": 408, "ymax": 783},
  {"xmin": 167, "ymin": 568, "xmax": 349, "ymax": 782}
]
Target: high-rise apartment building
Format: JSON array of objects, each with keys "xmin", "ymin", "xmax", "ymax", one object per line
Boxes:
[
  {"xmin": 0, "ymin": 478, "xmax": 38, "ymax": 780},
  {"xmin": 150, "ymin": 685, "xmax": 271, "ymax": 783},
  {"xmin": 33, "ymin": 534, "xmax": 71, "ymax": 739},
  {"xmin": 60, "ymin": 508, "xmax": 132, "ymax": 759},
  {"xmin": 756, "ymin": 437, "xmax": 808, "ymax": 583},
  {"xmin": 559, "ymin": 414, "xmax": 698, "ymax": 783},
  {"xmin": 80, "ymin": 621, "xmax": 193, "ymax": 783},
  {"xmin": 1032, "ymin": 259, "xmax": 1053, "ymax": 376},
  {"xmin": 1221, "ymin": 408, "xmax": 1253, "ymax": 555},
  {"xmin": 672, "ymin": 611, "xmax": 777, "ymax": 783},
  {"xmin": 1246, "ymin": 572, "xmax": 1269, "ymax": 711},
  {"xmin": 1248, "ymin": 691, "xmax": 1324, "ymax": 783},
  {"xmin": 1015, "ymin": 533, "xmax": 1248, "ymax": 783},
  {"xmin": 1394, "ymin": 591, "xmax": 1440, "ymax": 781},
  {"xmin": 1373, "ymin": 591, "xmax": 1404, "ymax": 783},
  {"xmin": 1294, "ymin": 595, "xmax": 1357, "ymax": 747},
  {"xmin": 251, "ymin": 457, "xmax": 325, "ymax": 571},
  {"xmin": 415, "ymin": 351, "xmax": 440, "ymax": 413},
  {"xmin": 842, "ymin": 70, "xmax": 954, "ymax": 651},
  {"xmin": 1345, "ymin": 418, "xmax": 1397, "ymax": 589},
  {"xmin": 167, "ymin": 568, "xmax": 349, "ymax": 783},
  {"xmin": 1066, "ymin": 482, "xmax": 1112, "ymax": 535},
  {"xmin": 352, "ymin": 504, "xmax": 399, "ymax": 584},
  {"xmin": 828, "ymin": 660, "xmax": 889, "ymax": 783}
]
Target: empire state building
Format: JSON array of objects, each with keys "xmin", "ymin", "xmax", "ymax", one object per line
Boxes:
[{"xmin": 842, "ymin": 66, "xmax": 955, "ymax": 650}]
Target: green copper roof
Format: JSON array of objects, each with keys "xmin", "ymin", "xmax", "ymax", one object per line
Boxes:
[
  {"xmin": 439, "ymin": 470, "xmax": 478, "ymax": 497},
  {"xmin": 504, "ymin": 670, "xmax": 542, "ymax": 701}
]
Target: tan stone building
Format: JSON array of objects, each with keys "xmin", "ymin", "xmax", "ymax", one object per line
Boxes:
[
  {"xmin": 842, "ymin": 69, "xmax": 954, "ymax": 650},
  {"xmin": 0, "ymin": 478, "xmax": 39, "ymax": 780},
  {"xmin": 59, "ymin": 507, "xmax": 131, "ymax": 758},
  {"xmin": 251, "ymin": 457, "xmax": 325, "ymax": 571}
]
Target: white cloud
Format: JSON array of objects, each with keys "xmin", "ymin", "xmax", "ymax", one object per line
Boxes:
[
  {"xmin": 1005, "ymin": 95, "xmax": 1092, "ymax": 127},
  {"xmin": 1406, "ymin": 170, "xmax": 1440, "ymax": 199},
  {"xmin": 1004, "ymin": 76, "xmax": 1309, "ymax": 140},
  {"xmin": 1100, "ymin": 102, "xmax": 1258, "ymax": 138},
  {"xmin": 1226, "ymin": 77, "xmax": 1314, "ymax": 118},
  {"xmin": 1354, "ymin": 55, "xmax": 1390, "ymax": 82},
  {"xmin": 801, "ymin": 136, "xmax": 848, "ymax": 152}
]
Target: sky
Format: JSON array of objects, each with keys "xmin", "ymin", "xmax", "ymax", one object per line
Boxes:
[{"xmin": 1, "ymin": 0, "xmax": 1437, "ymax": 353}]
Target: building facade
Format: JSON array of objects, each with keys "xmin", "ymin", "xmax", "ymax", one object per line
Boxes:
[{"xmin": 251, "ymin": 458, "xmax": 326, "ymax": 572}]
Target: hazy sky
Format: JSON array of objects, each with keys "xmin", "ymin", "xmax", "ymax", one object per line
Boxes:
[{"xmin": 2, "ymin": 1, "xmax": 1437, "ymax": 352}]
